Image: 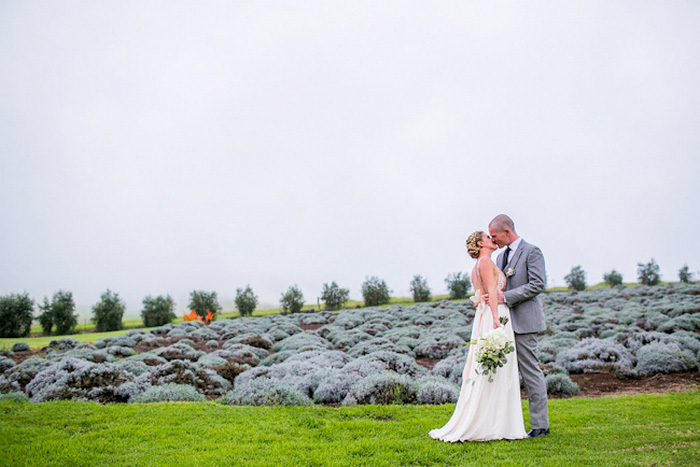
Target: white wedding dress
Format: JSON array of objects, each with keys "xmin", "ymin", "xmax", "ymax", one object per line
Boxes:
[{"xmin": 429, "ymin": 259, "xmax": 527, "ymax": 442}]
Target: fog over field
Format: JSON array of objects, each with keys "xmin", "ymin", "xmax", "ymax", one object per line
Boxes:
[{"xmin": 1, "ymin": 2, "xmax": 699, "ymax": 319}]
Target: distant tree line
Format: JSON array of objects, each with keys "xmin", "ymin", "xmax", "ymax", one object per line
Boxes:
[
  {"xmin": 564, "ymin": 259, "xmax": 694, "ymax": 291},
  {"xmin": 1, "ymin": 261, "xmax": 694, "ymax": 338}
]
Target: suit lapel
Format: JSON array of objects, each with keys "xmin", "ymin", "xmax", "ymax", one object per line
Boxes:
[{"xmin": 505, "ymin": 241, "xmax": 526, "ymax": 272}]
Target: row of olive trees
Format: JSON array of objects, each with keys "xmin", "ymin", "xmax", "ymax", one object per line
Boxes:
[
  {"xmin": 564, "ymin": 260, "xmax": 695, "ymax": 291},
  {"xmin": 0, "ymin": 289, "xmax": 223, "ymax": 338},
  {"xmin": 275, "ymin": 273, "xmax": 473, "ymax": 315},
  {"xmin": 0, "ymin": 273, "xmax": 475, "ymax": 337}
]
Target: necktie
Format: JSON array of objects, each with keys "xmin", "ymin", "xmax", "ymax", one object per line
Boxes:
[{"xmin": 502, "ymin": 246, "xmax": 511, "ymax": 270}]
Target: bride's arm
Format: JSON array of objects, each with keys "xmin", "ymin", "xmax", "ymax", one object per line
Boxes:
[{"xmin": 479, "ymin": 258, "xmax": 501, "ymax": 329}]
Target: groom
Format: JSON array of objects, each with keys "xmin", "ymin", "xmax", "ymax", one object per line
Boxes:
[{"xmin": 487, "ymin": 214, "xmax": 549, "ymax": 438}]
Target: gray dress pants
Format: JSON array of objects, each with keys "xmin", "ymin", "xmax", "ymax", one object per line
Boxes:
[{"xmin": 514, "ymin": 332, "xmax": 549, "ymax": 430}]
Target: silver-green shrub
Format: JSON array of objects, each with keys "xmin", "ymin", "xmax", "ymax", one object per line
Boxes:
[
  {"xmin": 113, "ymin": 359, "xmax": 152, "ymax": 377},
  {"xmin": 0, "ymin": 391, "xmax": 29, "ymax": 402},
  {"xmin": 0, "ymin": 357, "xmax": 16, "ymax": 373},
  {"xmin": 26, "ymin": 358, "xmax": 137, "ymax": 403},
  {"xmin": 130, "ymin": 383, "xmax": 205, "ymax": 403},
  {"xmin": 221, "ymin": 378, "xmax": 313, "ymax": 406},
  {"xmin": 346, "ymin": 351, "xmax": 425, "ymax": 378},
  {"xmin": 635, "ymin": 342, "xmax": 697, "ymax": 376},
  {"xmin": 146, "ymin": 359, "xmax": 230, "ymax": 395},
  {"xmin": 416, "ymin": 376, "xmax": 460, "ymax": 404},
  {"xmin": 313, "ymin": 369, "xmax": 361, "ymax": 403},
  {"xmin": 555, "ymin": 338, "xmax": 635, "ymax": 373},
  {"xmin": 11, "ymin": 342, "xmax": 30, "ymax": 352},
  {"xmin": 347, "ymin": 337, "xmax": 411, "ymax": 357},
  {"xmin": 0, "ymin": 358, "xmax": 52, "ymax": 392},
  {"xmin": 545, "ymin": 373, "xmax": 580, "ymax": 396},
  {"xmin": 346, "ymin": 372, "xmax": 417, "ymax": 405},
  {"xmin": 429, "ymin": 354, "xmax": 467, "ymax": 385}
]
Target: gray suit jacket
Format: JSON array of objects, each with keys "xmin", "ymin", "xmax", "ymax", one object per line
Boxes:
[{"xmin": 498, "ymin": 239, "xmax": 547, "ymax": 334}]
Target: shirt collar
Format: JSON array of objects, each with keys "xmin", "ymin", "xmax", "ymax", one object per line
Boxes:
[{"xmin": 507, "ymin": 237, "xmax": 523, "ymax": 253}]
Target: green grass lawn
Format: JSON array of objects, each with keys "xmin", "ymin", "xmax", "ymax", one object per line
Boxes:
[{"xmin": 1, "ymin": 392, "xmax": 699, "ymax": 466}]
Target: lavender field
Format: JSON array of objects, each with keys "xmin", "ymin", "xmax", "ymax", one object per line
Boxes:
[{"xmin": 1, "ymin": 283, "xmax": 699, "ymax": 405}]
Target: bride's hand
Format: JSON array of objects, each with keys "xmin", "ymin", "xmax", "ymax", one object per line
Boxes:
[{"xmin": 493, "ymin": 318, "xmax": 502, "ymax": 329}]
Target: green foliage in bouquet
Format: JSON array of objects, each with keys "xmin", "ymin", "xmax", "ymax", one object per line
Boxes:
[{"xmin": 469, "ymin": 323, "xmax": 515, "ymax": 383}]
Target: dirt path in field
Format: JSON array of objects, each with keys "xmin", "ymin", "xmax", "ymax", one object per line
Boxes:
[
  {"xmin": 564, "ymin": 372, "xmax": 700, "ymax": 398},
  {"xmin": 415, "ymin": 358, "xmax": 700, "ymax": 399}
]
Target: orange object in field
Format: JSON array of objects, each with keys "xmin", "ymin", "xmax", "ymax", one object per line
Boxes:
[
  {"xmin": 183, "ymin": 310, "xmax": 203, "ymax": 322},
  {"xmin": 205, "ymin": 310, "xmax": 214, "ymax": 324}
]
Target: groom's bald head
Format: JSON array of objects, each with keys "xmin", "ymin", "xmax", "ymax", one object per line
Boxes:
[
  {"xmin": 488, "ymin": 214, "xmax": 518, "ymax": 248},
  {"xmin": 489, "ymin": 214, "xmax": 516, "ymax": 233}
]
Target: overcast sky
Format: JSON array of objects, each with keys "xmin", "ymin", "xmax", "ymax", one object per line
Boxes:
[{"xmin": 1, "ymin": 1, "xmax": 699, "ymax": 319}]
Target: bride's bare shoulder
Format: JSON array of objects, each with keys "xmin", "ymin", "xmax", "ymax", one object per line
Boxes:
[{"xmin": 477, "ymin": 256, "xmax": 496, "ymax": 273}]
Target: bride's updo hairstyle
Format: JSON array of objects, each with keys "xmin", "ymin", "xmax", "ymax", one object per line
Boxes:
[{"xmin": 466, "ymin": 231, "xmax": 483, "ymax": 259}]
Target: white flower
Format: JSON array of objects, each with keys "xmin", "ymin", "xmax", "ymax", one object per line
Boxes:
[{"xmin": 470, "ymin": 327, "xmax": 516, "ymax": 383}]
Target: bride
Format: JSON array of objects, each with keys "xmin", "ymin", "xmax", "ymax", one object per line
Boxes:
[{"xmin": 429, "ymin": 231, "xmax": 527, "ymax": 442}]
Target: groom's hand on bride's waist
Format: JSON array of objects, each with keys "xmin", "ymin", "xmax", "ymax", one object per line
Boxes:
[{"xmin": 483, "ymin": 291, "xmax": 504, "ymax": 305}]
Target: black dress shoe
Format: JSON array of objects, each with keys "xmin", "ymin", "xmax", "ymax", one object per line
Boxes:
[{"xmin": 527, "ymin": 429, "xmax": 550, "ymax": 438}]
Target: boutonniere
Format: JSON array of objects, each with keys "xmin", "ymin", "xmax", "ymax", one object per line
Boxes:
[{"xmin": 506, "ymin": 268, "xmax": 515, "ymax": 278}]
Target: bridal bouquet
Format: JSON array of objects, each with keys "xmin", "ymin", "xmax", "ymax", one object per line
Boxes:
[{"xmin": 471, "ymin": 320, "xmax": 515, "ymax": 383}]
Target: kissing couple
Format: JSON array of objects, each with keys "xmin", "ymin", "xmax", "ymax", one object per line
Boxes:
[{"xmin": 430, "ymin": 214, "xmax": 550, "ymax": 441}]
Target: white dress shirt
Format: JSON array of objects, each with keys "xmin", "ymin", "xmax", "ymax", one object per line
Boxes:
[{"xmin": 502, "ymin": 237, "xmax": 522, "ymax": 304}]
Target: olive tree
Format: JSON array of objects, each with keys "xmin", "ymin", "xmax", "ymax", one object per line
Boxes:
[
  {"xmin": 38, "ymin": 290, "xmax": 78, "ymax": 335},
  {"xmin": 235, "ymin": 285, "xmax": 258, "ymax": 317},
  {"xmin": 678, "ymin": 264, "xmax": 693, "ymax": 283},
  {"xmin": 141, "ymin": 295, "xmax": 176, "ymax": 327},
  {"xmin": 280, "ymin": 285, "xmax": 305, "ymax": 314},
  {"xmin": 603, "ymin": 270, "xmax": 623, "ymax": 288},
  {"xmin": 410, "ymin": 275, "xmax": 431, "ymax": 302},
  {"xmin": 188, "ymin": 290, "xmax": 222, "ymax": 319},
  {"xmin": 637, "ymin": 259, "xmax": 661, "ymax": 286},
  {"xmin": 91, "ymin": 289, "xmax": 125, "ymax": 332},
  {"xmin": 0, "ymin": 293, "xmax": 34, "ymax": 338},
  {"xmin": 361, "ymin": 276, "xmax": 392, "ymax": 307},
  {"xmin": 564, "ymin": 266, "xmax": 587, "ymax": 291},
  {"xmin": 444, "ymin": 272, "xmax": 471, "ymax": 299},
  {"xmin": 321, "ymin": 281, "xmax": 350, "ymax": 311}
]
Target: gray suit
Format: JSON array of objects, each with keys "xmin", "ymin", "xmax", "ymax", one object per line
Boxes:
[{"xmin": 498, "ymin": 239, "xmax": 549, "ymax": 430}]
